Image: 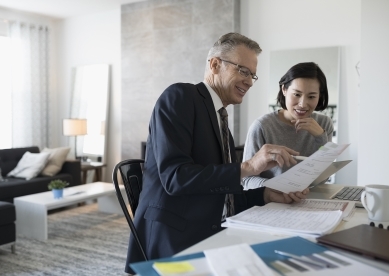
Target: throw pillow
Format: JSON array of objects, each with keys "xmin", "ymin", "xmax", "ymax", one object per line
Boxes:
[
  {"xmin": 7, "ymin": 151, "xmax": 50, "ymax": 180},
  {"xmin": 40, "ymin": 147, "xmax": 71, "ymax": 176}
]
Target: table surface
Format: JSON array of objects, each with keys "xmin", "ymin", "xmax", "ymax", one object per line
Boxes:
[
  {"xmin": 177, "ymin": 206, "xmax": 389, "ymax": 273},
  {"xmin": 14, "ymin": 182, "xmax": 119, "ymax": 210},
  {"xmin": 81, "ymin": 162, "xmax": 106, "ymax": 169}
]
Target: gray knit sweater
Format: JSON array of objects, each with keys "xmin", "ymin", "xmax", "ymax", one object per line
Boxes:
[{"xmin": 242, "ymin": 111, "xmax": 333, "ymax": 190}]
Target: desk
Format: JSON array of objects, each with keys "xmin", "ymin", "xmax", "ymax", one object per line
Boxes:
[
  {"xmin": 177, "ymin": 207, "xmax": 389, "ymax": 273},
  {"xmin": 81, "ymin": 162, "xmax": 106, "ymax": 184}
]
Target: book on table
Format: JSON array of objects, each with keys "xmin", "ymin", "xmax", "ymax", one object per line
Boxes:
[
  {"xmin": 222, "ymin": 199, "xmax": 355, "ymax": 238},
  {"xmin": 317, "ymin": 224, "xmax": 389, "ymax": 262}
]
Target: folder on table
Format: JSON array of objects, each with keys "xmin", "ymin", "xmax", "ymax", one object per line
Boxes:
[
  {"xmin": 317, "ymin": 224, "xmax": 389, "ymax": 262},
  {"xmin": 130, "ymin": 236, "xmax": 388, "ymax": 275}
]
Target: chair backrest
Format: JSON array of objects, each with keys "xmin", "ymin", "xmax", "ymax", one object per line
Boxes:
[
  {"xmin": 235, "ymin": 145, "xmax": 244, "ymax": 163},
  {"xmin": 112, "ymin": 159, "xmax": 148, "ymax": 261}
]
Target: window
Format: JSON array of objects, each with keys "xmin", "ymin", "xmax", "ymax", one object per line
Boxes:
[{"xmin": 0, "ymin": 34, "xmax": 12, "ymax": 149}]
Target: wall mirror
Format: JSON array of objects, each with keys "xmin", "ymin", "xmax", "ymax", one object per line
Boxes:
[
  {"xmin": 269, "ymin": 46, "xmax": 340, "ymax": 143},
  {"xmin": 70, "ymin": 63, "xmax": 110, "ymax": 162}
]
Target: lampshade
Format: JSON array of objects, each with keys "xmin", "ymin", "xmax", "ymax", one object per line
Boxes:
[{"xmin": 63, "ymin": 119, "xmax": 87, "ymax": 136}]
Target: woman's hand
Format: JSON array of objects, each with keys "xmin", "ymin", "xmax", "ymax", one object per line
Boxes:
[{"xmin": 291, "ymin": 118, "xmax": 324, "ymax": 136}]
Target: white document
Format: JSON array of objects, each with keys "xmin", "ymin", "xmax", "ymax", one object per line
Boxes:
[
  {"xmin": 224, "ymin": 201, "xmax": 344, "ymax": 237},
  {"xmin": 204, "ymin": 243, "xmax": 277, "ymax": 276},
  {"xmin": 264, "ymin": 142, "xmax": 350, "ymax": 193},
  {"xmin": 282, "ymin": 199, "xmax": 355, "ymax": 219}
]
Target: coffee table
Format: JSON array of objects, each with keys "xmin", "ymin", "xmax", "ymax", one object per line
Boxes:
[{"xmin": 14, "ymin": 182, "xmax": 126, "ymax": 241}]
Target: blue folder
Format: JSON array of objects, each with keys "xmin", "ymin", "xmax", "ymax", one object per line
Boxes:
[{"xmin": 130, "ymin": 236, "xmax": 330, "ymax": 275}]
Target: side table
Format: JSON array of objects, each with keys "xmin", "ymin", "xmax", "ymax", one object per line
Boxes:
[{"xmin": 81, "ymin": 162, "xmax": 106, "ymax": 184}]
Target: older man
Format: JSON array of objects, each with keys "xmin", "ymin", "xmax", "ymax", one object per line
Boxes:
[{"xmin": 125, "ymin": 32, "xmax": 308, "ymax": 274}]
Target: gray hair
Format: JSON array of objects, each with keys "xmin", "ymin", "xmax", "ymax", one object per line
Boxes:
[{"xmin": 207, "ymin": 32, "xmax": 262, "ymax": 60}]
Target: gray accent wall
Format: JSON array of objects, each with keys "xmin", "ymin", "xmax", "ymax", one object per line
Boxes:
[{"xmin": 121, "ymin": 0, "xmax": 240, "ymax": 159}]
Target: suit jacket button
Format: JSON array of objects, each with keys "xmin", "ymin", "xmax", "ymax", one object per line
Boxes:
[{"xmin": 212, "ymin": 225, "xmax": 217, "ymax": 230}]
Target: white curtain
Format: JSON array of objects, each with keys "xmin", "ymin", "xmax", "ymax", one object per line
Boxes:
[{"xmin": 8, "ymin": 22, "xmax": 49, "ymax": 149}]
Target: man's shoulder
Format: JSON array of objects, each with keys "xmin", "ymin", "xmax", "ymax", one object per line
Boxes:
[
  {"xmin": 161, "ymin": 82, "xmax": 208, "ymax": 99},
  {"xmin": 165, "ymin": 82, "xmax": 204, "ymax": 91},
  {"xmin": 156, "ymin": 82, "xmax": 209, "ymax": 108}
]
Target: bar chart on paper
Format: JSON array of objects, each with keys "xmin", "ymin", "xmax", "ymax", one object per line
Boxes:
[
  {"xmin": 131, "ymin": 237, "xmax": 388, "ymax": 276},
  {"xmin": 252, "ymin": 237, "xmax": 388, "ymax": 276},
  {"xmin": 270, "ymin": 250, "xmax": 352, "ymax": 275}
]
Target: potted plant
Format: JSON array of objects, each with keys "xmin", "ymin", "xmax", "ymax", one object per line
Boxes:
[{"xmin": 48, "ymin": 179, "xmax": 69, "ymax": 199}]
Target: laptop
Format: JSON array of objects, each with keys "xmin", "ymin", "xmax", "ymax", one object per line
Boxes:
[{"xmin": 306, "ymin": 160, "xmax": 364, "ymax": 207}]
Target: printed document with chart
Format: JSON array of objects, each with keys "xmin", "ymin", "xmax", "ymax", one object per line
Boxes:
[{"xmin": 264, "ymin": 142, "xmax": 349, "ymax": 194}]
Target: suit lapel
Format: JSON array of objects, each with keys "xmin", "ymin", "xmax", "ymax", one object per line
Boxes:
[{"xmin": 196, "ymin": 82, "xmax": 223, "ymax": 152}]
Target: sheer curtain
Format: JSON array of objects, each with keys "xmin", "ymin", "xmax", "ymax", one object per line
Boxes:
[{"xmin": 8, "ymin": 21, "xmax": 49, "ymax": 149}]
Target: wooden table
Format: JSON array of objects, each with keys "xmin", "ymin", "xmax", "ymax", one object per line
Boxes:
[{"xmin": 81, "ymin": 162, "xmax": 106, "ymax": 184}]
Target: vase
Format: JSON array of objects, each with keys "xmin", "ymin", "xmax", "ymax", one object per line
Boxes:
[{"xmin": 52, "ymin": 189, "xmax": 64, "ymax": 199}]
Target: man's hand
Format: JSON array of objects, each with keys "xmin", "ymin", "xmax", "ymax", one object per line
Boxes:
[
  {"xmin": 240, "ymin": 144, "xmax": 299, "ymax": 178},
  {"xmin": 264, "ymin": 187, "xmax": 310, "ymax": 204}
]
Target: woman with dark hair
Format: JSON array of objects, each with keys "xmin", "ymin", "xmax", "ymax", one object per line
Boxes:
[{"xmin": 242, "ymin": 62, "xmax": 333, "ymax": 190}]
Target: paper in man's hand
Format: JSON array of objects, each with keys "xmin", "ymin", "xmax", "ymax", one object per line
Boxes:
[{"xmin": 263, "ymin": 142, "xmax": 349, "ymax": 193}]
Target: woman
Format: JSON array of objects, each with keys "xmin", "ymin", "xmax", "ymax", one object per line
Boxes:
[{"xmin": 242, "ymin": 62, "xmax": 333, "ymax": 190}]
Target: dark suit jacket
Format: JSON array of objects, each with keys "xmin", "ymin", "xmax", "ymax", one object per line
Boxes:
[{"xmin": 126, "ymin": 82, "xmax": 265, "ymax": 273}]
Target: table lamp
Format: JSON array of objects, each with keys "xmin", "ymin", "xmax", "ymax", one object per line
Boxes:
[{"xmin": 63, "ymin": 118, "xmax": 87, "ymax": 159}]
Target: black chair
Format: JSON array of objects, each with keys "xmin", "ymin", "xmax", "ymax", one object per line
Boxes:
[
  {"xmin": 112, "ymin": 159, "xmax": 148, "ymax": 261},
  {"xmin": 235, "ymin": 145, "xmax": 245, "ymax": 163}
]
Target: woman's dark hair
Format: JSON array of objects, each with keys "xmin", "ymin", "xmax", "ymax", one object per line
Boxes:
[{"xmin": 276, "ymin": 62, "xmax": 329, "ymax": 111}]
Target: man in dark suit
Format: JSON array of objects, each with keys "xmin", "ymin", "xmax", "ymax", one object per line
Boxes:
[{"xmin": 125, "ymin": 33, "xmax": 308, "ymax": 274}]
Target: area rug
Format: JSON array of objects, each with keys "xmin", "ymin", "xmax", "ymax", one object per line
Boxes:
[{"xmin": 0, "ymin": 203, "xmax": 130, "ymax": 276}]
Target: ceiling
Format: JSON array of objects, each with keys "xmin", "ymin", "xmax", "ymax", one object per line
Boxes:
[{"xmin": 0, "ymin": 0, "xmax": 142, "ymax": 19}]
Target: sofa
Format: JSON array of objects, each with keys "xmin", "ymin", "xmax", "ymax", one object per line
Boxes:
[
  {"xmin": 0, "ymin": 146, "xmax": 82, "ymax": 252},
  {"xmin": 0, "ymin": 146, "xmax": 81, "ymax": 203},
  {"xmin": 0, "ymin": 201, "xmax": 16, "ymax": 252}
]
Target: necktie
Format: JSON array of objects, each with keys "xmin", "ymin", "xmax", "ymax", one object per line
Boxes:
[{"xmin": 218, "ymin": 107, "xmax": 235, "ymax": 217}]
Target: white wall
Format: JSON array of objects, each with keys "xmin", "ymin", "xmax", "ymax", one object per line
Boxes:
[
  {"xmin": 6, "ymin": 0, "xmax": 387, "ymax": 187},
  {"xmin": 54, "ymin": 9, "xmax": 121, "ymax": 182},
  {"xmin": 240, "ymin": 0, "xmax": 361, "ymax": 185},
  {"xmin": 358, "ymin": 0, "xmax": 389, "ymax": 185}
]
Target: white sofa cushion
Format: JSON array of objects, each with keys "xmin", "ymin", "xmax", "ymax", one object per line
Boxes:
[
  {"xmin": 40, "ymin": 147, "xmax": 71, "ymax": 176},
  {"xmin": 7, "ymin": 151, "xmax": 50, "ymax": 180}
]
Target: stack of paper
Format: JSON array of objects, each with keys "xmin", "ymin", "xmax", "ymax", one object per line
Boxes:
[{"xmin": 222, "ymin": 199, "xmax": 353, "ymax": 237}]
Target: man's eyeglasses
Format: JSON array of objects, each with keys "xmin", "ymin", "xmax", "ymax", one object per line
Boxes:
[{"xmin": 218, "ymin": 58, "xmax": 258, "ymax": 83}]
